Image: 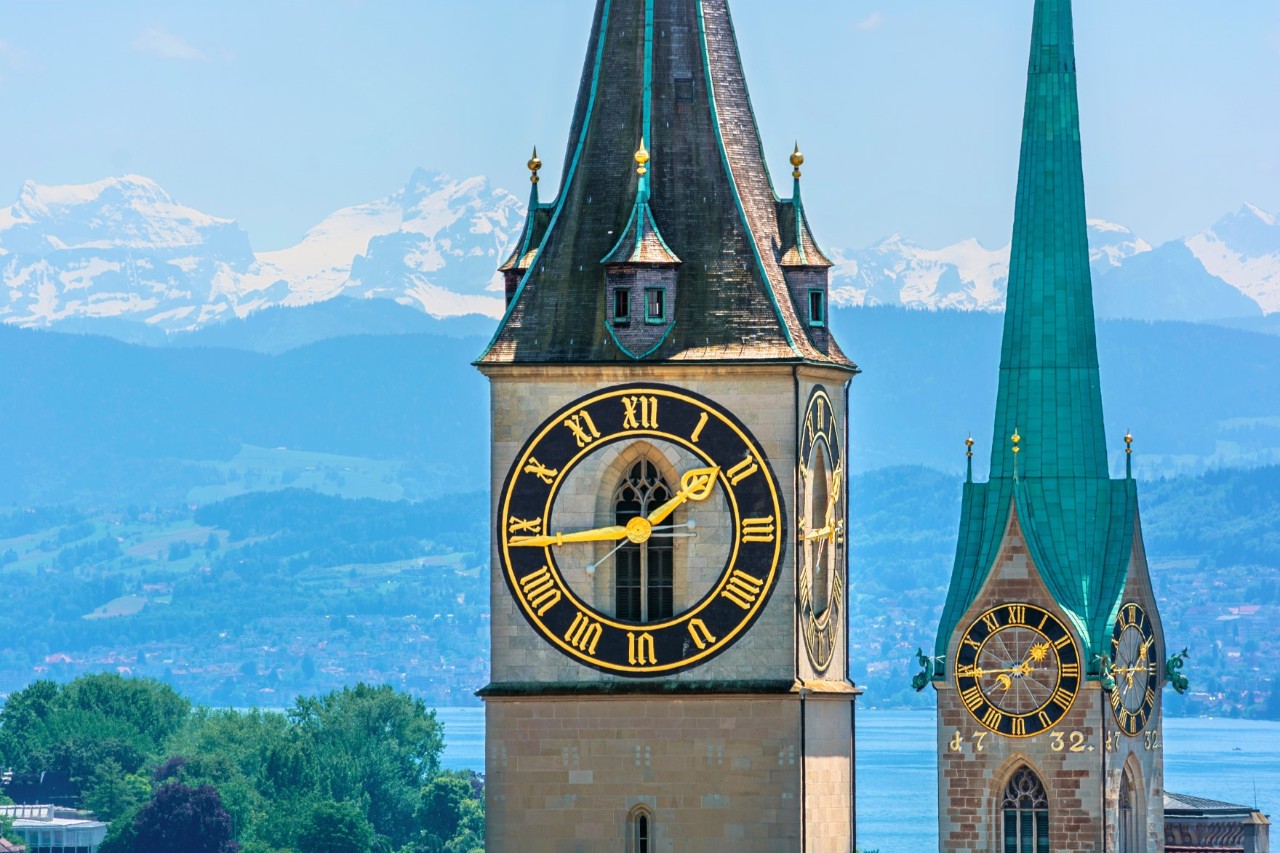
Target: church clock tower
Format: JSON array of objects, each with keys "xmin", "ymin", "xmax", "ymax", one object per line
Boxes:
[
  {"xmin": 931, "ymin": 2, "xmax": 1167, "ymax": 851},
  {"xmin": 475, "ymin": 1, "xmax": 858, "ymax": 851}
]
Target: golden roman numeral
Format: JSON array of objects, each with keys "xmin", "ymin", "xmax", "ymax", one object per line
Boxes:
[
  {"xmin": 687, "ymin": 619, "xmax": 717, "ymax": 650},
  {"xmin": 1006, "ymin": 604, "xmax": 1027, "ymax": 625},
  {"xmin": 622, "ymin": 395, "xmax": 659, "ymax": 430},
  {"xmin": 981, "ymin": 707, "xmax": 1004, "ymax": 730},
  {"xmin": 1125, "ymin": 603, "xmax": 1138, "ymax": 627},
  {"xmin": 1060, "ymin": 662, "xmax": 1079, "ymax": 678},
  {"xmin": 1010, "ymin": 717, "xmax": 1026, "ymax": 736},
  {"xmin": 518, "ymin": 566, "xmax": 561, "ymax": 617},
  {"xmin": 508, "ymin": 516, "xmax": 543, "ymax": 535},
  {"xmin": 1145, "ymin": 687, "xmax": 1156, "ymax": 707},
  {"xmin": 1052, "ymin": 687, "xmax": 1075, "ymax": 711},
  {"xmin": 562, "ymin": 409, "xmax": 601, "ymax": 448},
  {"xmin": 564, "ymin": 612, "xmax": 602, "ymax": 655},
  {"xmin": 960, "ymin": 686, "xmax": 984, "ymax": 712},
  {"xmin": 1052, "ymin": 634, "xmax": 1072, "ymax": 650},
  {"xmin": 722, "ymin": 570, "xmax": 764, "ymax": 609},
  {"xmin": 962, "ymin": 636, "xmax": 982, "ymax": 651},
  {"xmin": 690, "ymin": 411, "xmax": 709, "ymax": 443},
  {"xmin": 628, "ymin": 632, "xmax": 657, "ymax": 666},
  {"xmin": 955, "ymin": 664, "xmax": 980, "ymax": 679},
  {"xmin": 1110, "ymin": 688, "xmax": 1124, "ymax": 709},
  {"xmin": 726, "ymin": 454, "xmax": 760, "ymax": 486},
  {"xmin": 740, "ymin": 516, "xmax": 776, "ymax": 543},
  {"xmin": 522, "ymin": 457, "xmax": 559, "ymax": 485},
  {"xmin": 817, "ymin": 396, "xmax": 826, "ymax": 431},
  {"xmin": 981, "ymin": 611, "xmax": 1001, "ymax": 632},
  {"xmin": 1037, "ymin": 710, "xmax": 1053, "ymax": 729}
]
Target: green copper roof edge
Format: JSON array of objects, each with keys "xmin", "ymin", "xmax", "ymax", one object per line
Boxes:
[
  {"xmin": 599, "ymin": 199, "xmax": 681, "ymax": 266},
  {"xmin": 478, "ymin": 0, "xmax": 614, "ymax": 362},
  {"xmin": 499, "ymin": 182, "xmax": 543, "ymax": 271},
  {"xmin": 640, "ymin": 0, "xmax": 654, "ymax": 202},
  {"xmin": 792, "ymin": 177, "xmax": 808, "ymax": 265},
  {"xmin": 719, "ymin": 0, "xmax": 786, "ymax": 208},
  {"xmin": 602, "ymin": 316, "xmax": 677, "ymax": 361},
  {"xmin": 696, "ymin": 0, "xmax": 799, "ymax": 356}
]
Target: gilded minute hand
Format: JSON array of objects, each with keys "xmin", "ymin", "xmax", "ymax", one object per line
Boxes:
[{"xmin": 508, "ymin": 526, "xmax": 629, "ymax": 547}]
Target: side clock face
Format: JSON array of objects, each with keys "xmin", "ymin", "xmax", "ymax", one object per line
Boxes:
[
  {"xmin": 955, "ymin": 603, "xmax": 1081, "ymax": 738},
  {"xmin": 497, "ymin": 384, "xmax": 784, "ymax": 676},
  {"xmin": 1109, "ymin": 602, "xmax": 1158, "ymax": 735},
  {"xmin": 797, "ymin": 386, "xmax": 844, "ymax": 673}
]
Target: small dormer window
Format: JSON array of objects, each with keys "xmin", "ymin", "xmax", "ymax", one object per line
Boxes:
[
  {"xmin": 808, "ymin": 289, "xmax": 826, "ymax": 327},
  {"xmin": 614, "ymin": 288, "xmax": 632, "ymax": 325},
  {"xmin": 645, "ymin": 288, "xmax": 666, "ymax": 324}
]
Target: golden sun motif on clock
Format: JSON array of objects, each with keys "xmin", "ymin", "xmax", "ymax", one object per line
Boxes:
[
  {"xmin": 497, "ymin": 384, "xmax": 784, "ymax": 676},
  {"xmin": 797, "ymin": 386, "xmax": 844, "ymax": 673},
  {"xmin": 1109, "ymin": 602, "xmax": 1158, "ymax": 735},
  {"xmin": 955, "ymin": 603, "xmax": 1081, "ymax": 738}
]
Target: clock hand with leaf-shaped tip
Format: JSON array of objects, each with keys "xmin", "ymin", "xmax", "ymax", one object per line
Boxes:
[
  {"xmin": 801, "ymin": 464, "xmax": 845, "ymax": 543},
  {"xmin": 508, "ymin": 465, "xmax": 719, "ymax": 548}
]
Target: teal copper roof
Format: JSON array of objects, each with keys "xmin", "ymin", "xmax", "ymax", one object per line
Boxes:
[
  {"xmin": 934, "ymin": 0, "xmax": 1138, "ymax": 675},
  {"xmin": 477, "ymin": 0, "xmax": 851, "ymax": 367}
]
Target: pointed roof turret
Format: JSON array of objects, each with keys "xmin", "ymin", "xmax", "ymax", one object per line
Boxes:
[
  {"xmin": 479, "ymin": 0, "xmax": 852, "ymax": 367},
  {"xmin": 602, "ymin": 143, "xmax": 682, "ymax": 267},
  {"xmin": 934, "ymin": 0, "xmax": 1138, "ymax": 673},
  {"xmin": 498, "ymin": 148, "xmax": 553, "ymax": 275},
  {"xmin": 779, "ymin": 144, "xmax": 833, "ymax": 269}
]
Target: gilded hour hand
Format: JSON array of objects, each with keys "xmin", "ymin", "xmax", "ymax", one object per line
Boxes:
[{"xmin": 643, "ymin": 465, "xmax": 720, "ymax": 528}]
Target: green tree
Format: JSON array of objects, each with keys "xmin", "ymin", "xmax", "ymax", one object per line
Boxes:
[
  {"xmin": 288, "ymin": 684, "xmax": 443, "ymax": 848},
  {"xmin": 82, "ymin": 758, "xmax": 151, "ymax": 822},
  {"xmin": 295, "ymin": 800, "xmax": 375, "ymax": 853},
  {"xmin": 0, "ymin": 675, "xmax": 189, "ymax": 782}
]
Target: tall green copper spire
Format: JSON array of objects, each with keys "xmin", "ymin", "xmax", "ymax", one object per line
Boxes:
[
  {"xmin": 990, "ymin": 0, "xmax": 1106, "ymax": 481},
  {"xmin": 934, "ymin": 0, "xmax": 1138, "ymax": 673}
]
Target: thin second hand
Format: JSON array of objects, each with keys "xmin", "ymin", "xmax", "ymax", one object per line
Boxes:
[{"xmin": 586, "ymin": 521, "xmax": 696, "ymax": 573}]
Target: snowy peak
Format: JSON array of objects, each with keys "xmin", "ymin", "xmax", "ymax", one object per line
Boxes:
[
  {"xmin": 1185, "ymin": 203, "xmax": 1280, "ymax": 313},
  {"xmin": 1086, "ymin": 219, "xmax": 1151, "ymax": 272},
  {"xmin": 2, "ymin": 175, "xmax": 238, "ymax": 253},
  {"xmin": 0, "ymin": 171, "xmax": 524, "ymax": 332}
]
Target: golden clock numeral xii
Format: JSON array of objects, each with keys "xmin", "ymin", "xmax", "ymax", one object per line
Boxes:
[{"xmin": 621, "ymin": 395, "xmax": 659, "ymax": 430}]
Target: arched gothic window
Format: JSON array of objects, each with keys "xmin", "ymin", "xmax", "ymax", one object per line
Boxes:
[
  {"xmin": 614, "ymin": 460, "xmax": 674, "ymax": 622},
  {"xmin": 1119, "ymin": 767, "xmax": 1139, "ymax": 853},
  {"xmin": 1002, "ymin": 766, "xmax": 1049, "ymax": 853},
  {"xmin": 628, "ymin": 806, "xmax": 654, "ymax": 853}
]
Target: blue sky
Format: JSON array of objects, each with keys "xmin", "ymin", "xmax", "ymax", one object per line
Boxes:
[{"xmin": 1, "ymin": 1, "xmax": 1277, "ymax": 251}]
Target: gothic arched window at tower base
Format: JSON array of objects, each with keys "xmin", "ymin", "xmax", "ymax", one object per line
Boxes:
[
  {"xmin": 1002, "ymin": 766, "xmax": 1049, "ymax": 853},
  {"xmin": 614, "ymin": 460, "xmax": 674, "ymax": 622}
]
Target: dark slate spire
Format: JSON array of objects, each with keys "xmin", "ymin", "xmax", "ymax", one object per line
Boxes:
[
  {"xmin": 934, "ymin": 0, "xmax": 1138, "ymax": 674},
  {"xmin": 478, "ymin": 0, "xmax": 851, "ymax": 367}
]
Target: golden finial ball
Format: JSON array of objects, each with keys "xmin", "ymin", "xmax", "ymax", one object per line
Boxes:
[
  {"xmin": 965, "ymin": 435, "xmax": 975, "ymax": 448},
  {"xmin": 1011, "ymin": 429, "xmax": 1021, "ymax": 453},
  {"xmin": 528, "ymin": 147, "xmax": 542, "ymax": 183},
  {"xmin": 790, "ymin": 144, "xmax": 804, "ymax": 169},
  {"xmin": 1125, "ymin": 430, "xmax": 1133, "ymax": 453},
  {"xmin": 635, "ymin": 141, "xmax": 650, "ymax": 177}
]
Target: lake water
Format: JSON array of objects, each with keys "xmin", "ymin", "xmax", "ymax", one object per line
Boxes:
[{"xmin": 434, "ymin": 708, "xmax": 1278, "ymax": 852}]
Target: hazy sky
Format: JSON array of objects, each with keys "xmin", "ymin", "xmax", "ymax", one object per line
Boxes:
[{"xmin": 1, "ymin": 1, "xmax": 1277, "ymax": 251}]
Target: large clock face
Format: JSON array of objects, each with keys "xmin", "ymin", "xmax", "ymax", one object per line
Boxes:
[
  {"xmin": 1109, "ymin": 602, "xmax": 1158, "ymax": 735},
  {"xmin": 955, "ymin": 603, "xmax": 1081, "ymax": 738},
  {"xmin": 497, "ymin": 384, "xmax": 784, "ymax": 676},
  {"xmin": 797, "ymin": 386, "xmax": 844, "ymax": 673}
]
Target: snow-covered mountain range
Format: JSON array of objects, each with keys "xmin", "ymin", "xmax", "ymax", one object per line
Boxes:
[
  {"xmin": 1, "ymin": 173, "xmax": 1277, "ymax": 333},
  {"xmin": 831, "ymin": 208, "xmax": 1276, "ymax": 321},
  {"xmin": 0, "ymin": 172, "xmax": 521, "ymax": 332}
]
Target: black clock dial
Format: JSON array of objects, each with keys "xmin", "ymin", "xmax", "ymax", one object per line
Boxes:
[
  {"xmin": 797, "ymin": 385, "xmax": 844, "ymax": 673},
  {"xmin": 497, "ymin": 384, "xmax": 785, "ymax": 676},
  {"xmin": 955, "ymin": 603, "xmax": 1081, "ymax": 738},
  {"xmin": 1109, "ymin": 602, "xmax": 1158, "ymax": 735}
]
